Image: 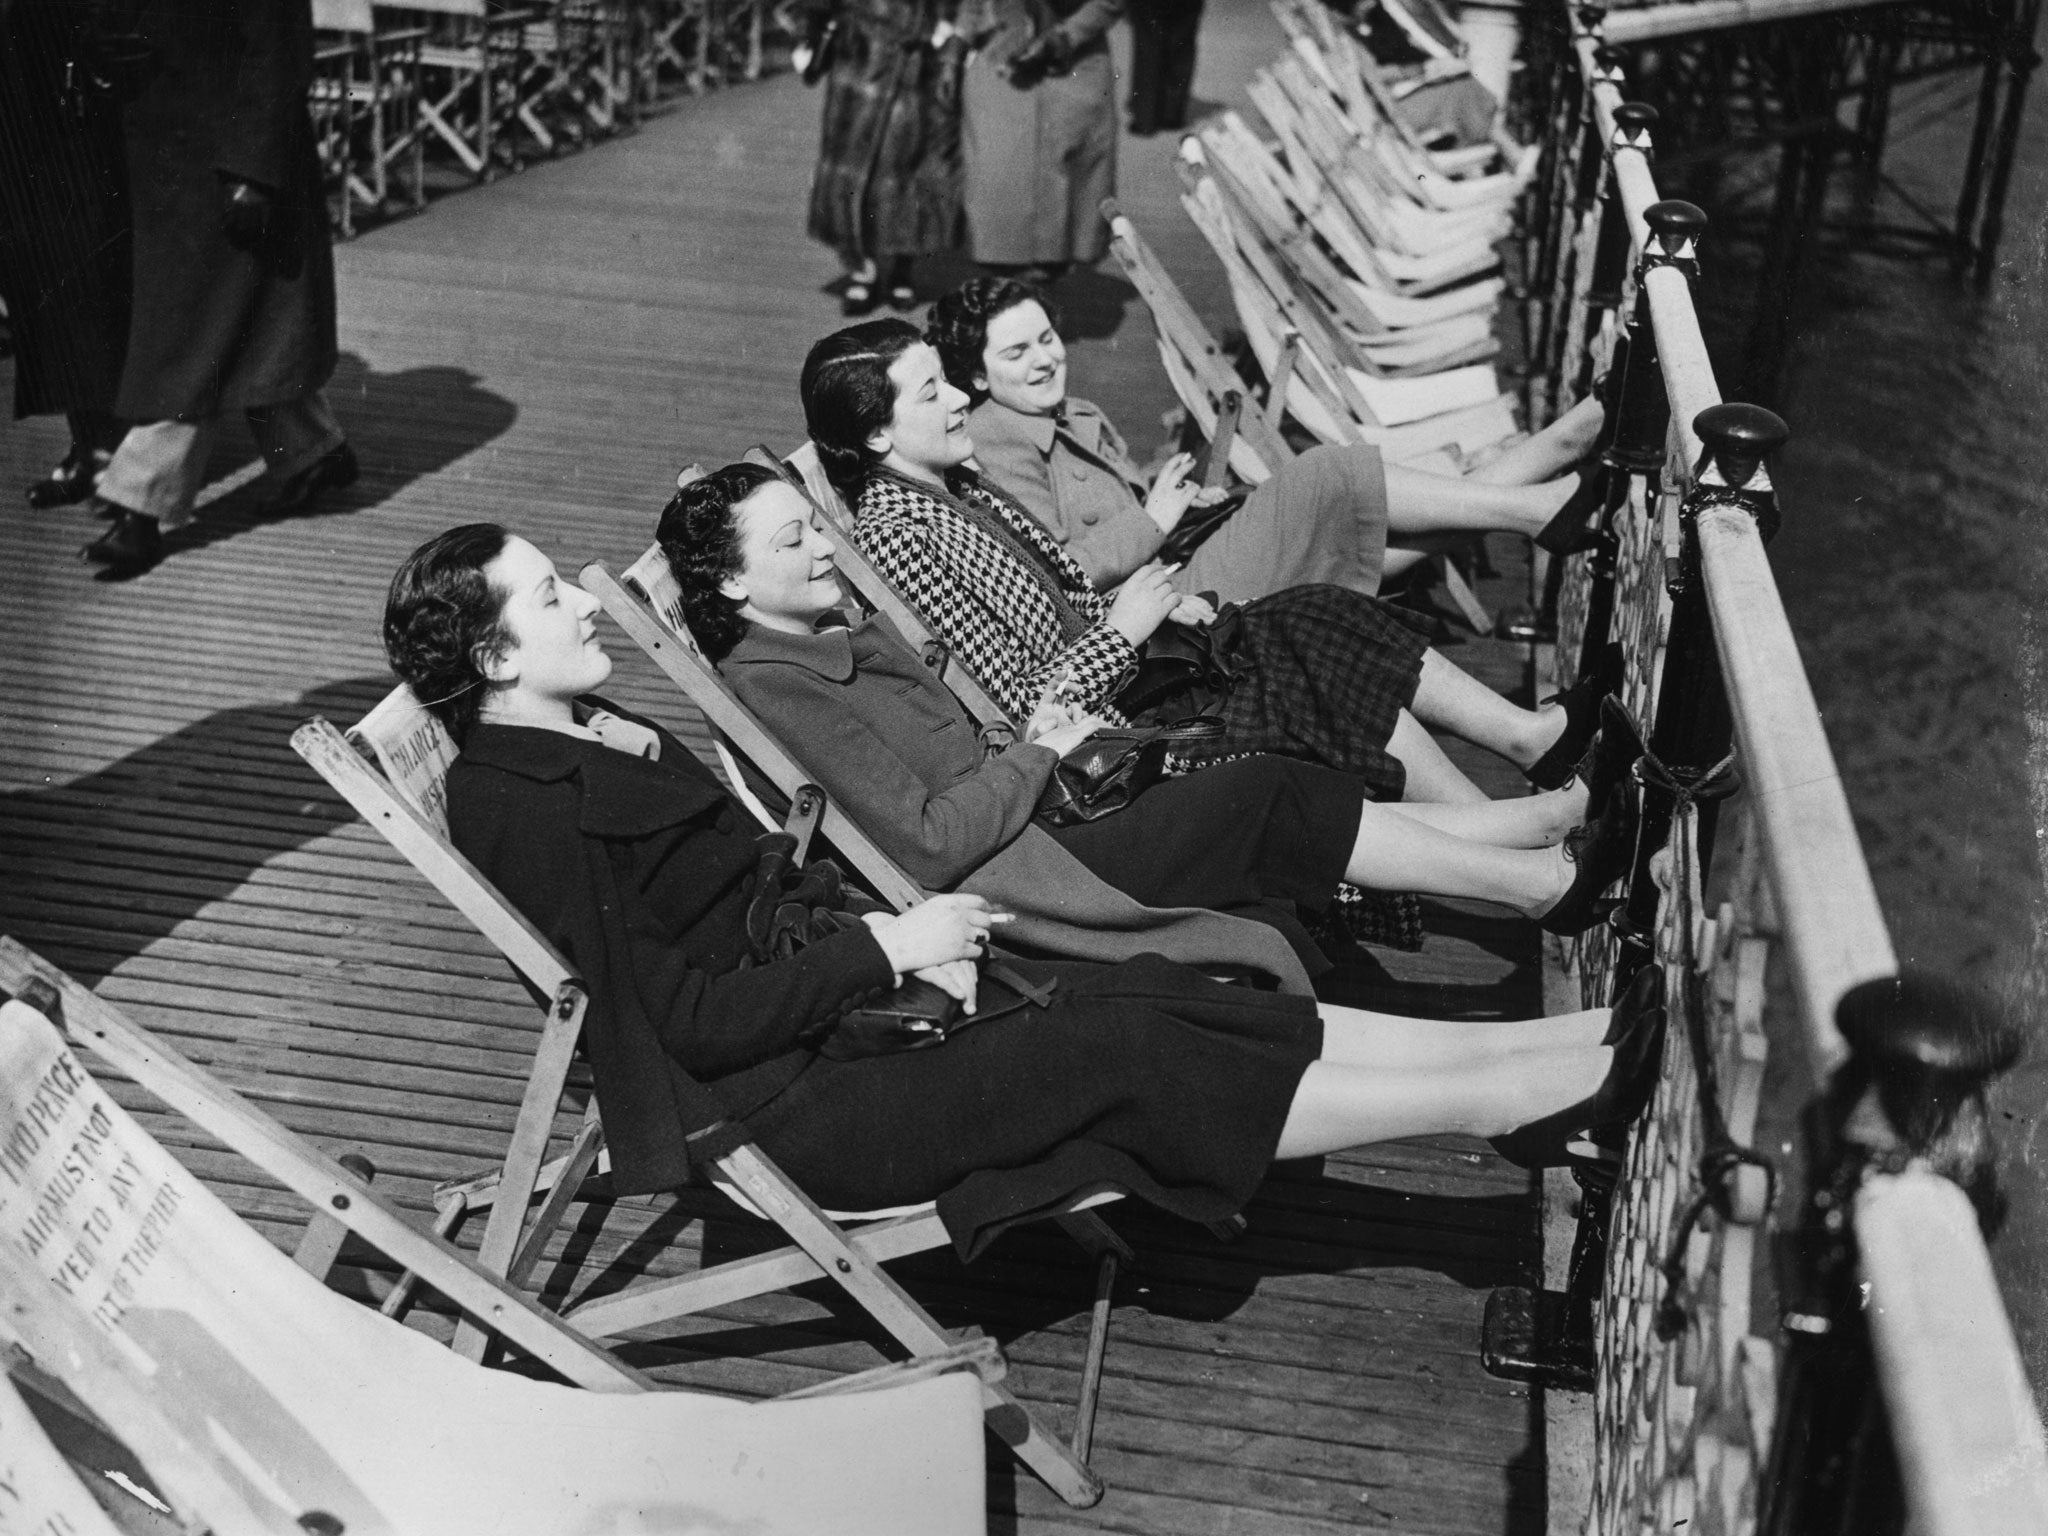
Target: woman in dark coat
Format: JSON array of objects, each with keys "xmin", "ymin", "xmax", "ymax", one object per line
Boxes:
[
  {"xmin": 661, "ymin": 463, "xmax": 1637, "ymax": 945},
  {"xmin": 0, "ymin": 0, "xmax": 132, "ymax": 505},
  {"xmin": 803, "ymin": 318, "xmax": 1626, "ymax": 808},
  {"xmin": 956, "ymin": 0, "xmax": 1122, "ymax": 272},
  {"xmin": 799, "ymin": 0, "xmax": 966, "ymax": 314},
  {"xmin": 380, "ymin": 524, "xmax": 1665, "ymax": 1255}
]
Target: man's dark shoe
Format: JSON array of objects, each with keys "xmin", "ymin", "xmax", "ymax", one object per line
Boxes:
[
  {"xmin": 26, "ymin": 447, "xmax": 107, "ymax": 509},
  {"xmin": 262, "ymin": 441, "xmax": 360, "ymax": 518},
  {"xmin": 81, "ymin": 508, "xmax": 164, "ymax": 577}
]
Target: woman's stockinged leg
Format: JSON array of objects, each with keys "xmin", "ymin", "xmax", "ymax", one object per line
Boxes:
[
  {"xmin": 1388, "ymin": 710, "xmax": 1490, "ymax": 804},
  {"xmin": 1467, "ymin": 394, "xmax": 1605, "ymax": 486},
  {"xmin": 1384, "ymin": 463, "xmax": 1576, "ymax": 542},
  {"xmin": 1387, "ymin": 783, "xmax": 1588, "ymax": 847},
  {"xmin": 1411, "ymin": 649, "xmax": 1563, "ymax": 770},
  {"xmin": 1272, "ymin": 1049, "xmax": 1610, "ymax": 1157},
  {"xmin": 1342, "ymin": 801, "xmax": 1569, "ymax": 914},
  {"xmin": 1314, "ymin": 1002, "xmax": 1609, "ymax": 1071}
]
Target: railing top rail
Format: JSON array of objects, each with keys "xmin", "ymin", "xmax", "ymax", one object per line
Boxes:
[
  {"xmin": 1571, "ymin": 25, "xmax": 1898, "ymax": 1075},
  {"xmin": 1602, "ymin": 0, "xmax": 1913, "ymax": 46}
]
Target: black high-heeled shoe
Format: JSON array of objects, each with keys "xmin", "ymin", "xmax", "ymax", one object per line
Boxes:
[
  {"xmin": 1537, "ymin": 773, "xmax": 1641, "ymax": 935},
  {"xmin": 1524, "ymin": 642, "xmax": 1623, "ymax": 790},
  {"xmin": 1489, "ymin": 966, "xmax": 1668, "ymax": 1168},
  {"xmin": 1572, "ymin": 695, "xmax": 1646, "ymax": 823},
  {"xmin": 1534, "ymin": 466, "xmax": 1607, "ymax": 555}
]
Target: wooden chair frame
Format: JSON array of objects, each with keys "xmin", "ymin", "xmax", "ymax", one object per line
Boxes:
[
  {"xmin": 379, "ymin": 0, "xmax": 548, "ymax": 179},
  {"xmin": 290, "ymin": 699, "xmax": 1120, "ymax": 1507}
]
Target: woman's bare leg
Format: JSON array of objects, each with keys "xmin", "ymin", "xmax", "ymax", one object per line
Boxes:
[
  {"xmin": 1273, "ymin": 1049, "xmax": 1611, "ymax": 1156},
  {"xmin": 1411, "ymin": 649, "xmax": 1564, "ymax": 770},
  {"xmin": 1386, "ymin": 783, "xmax": 1587, "ymax": 847},
  {"xmin": 1315, "ymin": 1003, "xmax": 1609, "ymax": 1070},
  {"xmin": 1466, "ymin": 394, "xmax": 1605, "ymax": 486},
  {"xmin": 1343, "ymin": 801, "xmax": 1571, "ymax": 913},
  {"xmin": 1385, "ymin": 462, "xmax": 1578, "ymax": 542},
  {"xmin": 1388, "ymin": 710, "xmax": 1490, "ymax": 804}
]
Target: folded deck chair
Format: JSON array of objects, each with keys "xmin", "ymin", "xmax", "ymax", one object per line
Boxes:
[
  {"xmin": 291, "ymin": 701, "xmax": 1121, "ymax": 1507},
  {"xmin": 1106, "ymin": 206, "xmax": 1499, "ymax": 632},
  {"xmin": 0, "ymin": 961, "xmax": 989, "ymax": 1536}
]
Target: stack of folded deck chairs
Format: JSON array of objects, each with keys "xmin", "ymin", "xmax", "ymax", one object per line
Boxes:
[{"xmin": 1146, "ymin": 0, "xmax": 1535, "ymax": 478}]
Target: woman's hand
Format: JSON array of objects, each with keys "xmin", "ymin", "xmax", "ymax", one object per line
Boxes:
[
  {"xmin": 1030, "ymin": 715, "xmax": 1106, "ymax": 757},
  {"xmin": 1168, "ymin": 593, "xmax": 1217, "ymax": 627},
  {"xmin": 862, "ymin": 894, "xmax": 1012, "ymax": 978},
  {"xmin": 913, "ymin": 959, "xmax": 980, "ymax": 1015},
  {"xmin": 1107, "ymin": 560, "xmax": 1184, "ymax": 646},
  {"xmin": 1143, "ymin": 452, "xmax": 1202, "ymax": 534}
]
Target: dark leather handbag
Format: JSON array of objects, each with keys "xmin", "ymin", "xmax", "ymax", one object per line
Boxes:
[
  {"xmin": 1034, "ymin": 717, "xmax": 1224, "ymax": 828},
  {"xmin": 1113, "ymin": 607, "xmax": 1243, "ymax": 719},
  {"xmin": 1155, "ymin": 489, "xmax": 1247, "ymax": 568}
]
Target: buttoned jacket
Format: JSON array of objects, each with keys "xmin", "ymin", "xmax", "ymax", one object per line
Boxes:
[
  {"xmin": 968, "ymin": 396, "xmax": 1167, "ymax": 587},
  {"xmin": 721, "ymin": 616, "xmax": 1314, "ymax": 993}
]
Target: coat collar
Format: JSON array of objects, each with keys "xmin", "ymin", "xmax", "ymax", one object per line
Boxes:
[
  {"xmin": 972, "ymin": 396, "xmax": 1110, "ymax": 459},
  {"xmin": 461, "ymin": 708, "xmax": 727, "ymax": 837},
  {"xmin": 724, "ymin": 619, "xmax": 859, "ymax": 683}
]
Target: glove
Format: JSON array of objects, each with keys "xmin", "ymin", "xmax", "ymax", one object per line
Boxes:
[
  {"xmin": 219, "ymin": 176, "xmax": 275, "ymax": 250},
  {"xmin": 1004, "ymin": 28, "xmax": 1070, "ymax": 89}
]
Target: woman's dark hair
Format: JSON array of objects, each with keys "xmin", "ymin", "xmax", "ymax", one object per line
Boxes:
[
  {"xmin": 799, "ymin": 318, "xmax": 923, "ymax": 500},
  {"xmin": 383, "ymin": 522, "xmax": 514, "ymax": 744},
  {"xmin": 928, "ymin": 276, "xmax": 1060, "ymax": 404},
  {"xmin": 656, "ymin": 461, "xmax": 781, "ymax": 663}
]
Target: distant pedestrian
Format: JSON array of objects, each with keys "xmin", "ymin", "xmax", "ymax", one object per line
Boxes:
[
  {"xmin": 1127, "ymin": 0, "xmax": 1203, "ymax": 136},
  {"xmin": 84, "ymin": 0, "xmax": 355, "ymax": 578},
  {"xmin": 958, "ymin": 0, "xmax": 1124, "ymax": 280},
  {"xmin": 0, "ymin": 0, "xmax": 133, "ymax": 508},
  {"xmin": 798, "ymin": 0, "xmax": 967, "ymax": 316}
]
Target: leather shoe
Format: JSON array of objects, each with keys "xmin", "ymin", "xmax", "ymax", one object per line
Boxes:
[
  {"xmin": 1524, "ymin": 641, "xmax": 1622, "ymax": 790},
  {"xmin": 1533, "ymin": 467, "xmax": 1608, "ymax": 555},
  {"xmin": 1537, "ymin": 773, "xmax": 1641, "ymax": 935},
  {"xmin": 1490, "ymin": 966, "xmax": 1668, "ymax": 1167},
  {"xmin": 81, "ymin": 508, "xmax": 164, "ymax": 577},
  {"xmin": 261, "ymin": 442, "xmax": 359, "ymax": 518},
  {"xmin": 1573, "ymin": 695, "xmax": 1646, "ymax": 823},
  {"xmin": 26, "ymin": 446, "xmax": 107, "ymax": 509}
]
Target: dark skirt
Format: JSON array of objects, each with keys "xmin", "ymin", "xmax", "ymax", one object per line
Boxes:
[
  {"xmin": 1052, "ymin": 754, "xmax": 1363, "ymax": 918},
  {"xmin": 1136, "ymin": 585, "xmax": 1430, "ymax": 802},
  {"xmin": 743, "ymin": 954, "xmax": 1320, "ymax": 1260}
]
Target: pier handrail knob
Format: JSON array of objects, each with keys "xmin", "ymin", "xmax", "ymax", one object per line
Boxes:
[
  {"xmin": 1611, "ymin": 100, "xmax": 1656, "ymax": 157},
  {"xmin": 1689, "ymin": 402, "xmax": 1788, "ymax": 541},
  {"xmin": 1591, "ymin": 44, "xmax": 1626, "ymax": 87},
  {"xmin": 1641, "ymin": 198, "xmax": 1706, "ymax": 275},
  {"xmin": 1572, "ymin": 4, "xmax": 1608, "ymax": 32},
  {"xmin": 1834, "ymin": 970, "xmax": 2021, "ymax": 1221}
]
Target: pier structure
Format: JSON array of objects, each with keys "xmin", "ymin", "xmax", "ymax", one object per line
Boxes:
[
  {"xmin": 1507, "ymin": 4, "xmax": 2048, "ymax": 1532},
  {"xmin": 1522, "ymin": 0, "xmax": 2042, "ymax": 402}
]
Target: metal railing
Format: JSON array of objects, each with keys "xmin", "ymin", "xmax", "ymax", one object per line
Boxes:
[{"xmin": 1499, "ymin": 5, "xmax": 2048, "ymax": 1532}]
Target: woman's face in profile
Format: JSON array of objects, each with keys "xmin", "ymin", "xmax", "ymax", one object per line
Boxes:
[
  {"xmin": 977, "ymin": 300, "xmax": 1067, "ymax": 417},
  {"xmin": 484, "ymin": 535, "xmax": 613, "ymax": 705},
  {"xmin": 879, "ymin": 343, "xmax": 976, "ymax": 474},
  {"xmin": 720, "ymin": 481, "xmax": 844, "ymax": 634}
]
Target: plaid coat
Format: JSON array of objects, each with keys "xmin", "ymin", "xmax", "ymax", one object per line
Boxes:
[{"xmin": 855, "ymin": 468, "xmax": 1139, "ymax": 722}]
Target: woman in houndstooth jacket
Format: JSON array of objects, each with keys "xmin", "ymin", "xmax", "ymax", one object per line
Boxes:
[{"xmin": 800, "ymin": 319, "xmax": 1614, "ymax": 809}]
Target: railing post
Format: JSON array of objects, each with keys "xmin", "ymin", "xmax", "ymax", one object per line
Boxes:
[{"xmin": 1760, "ymin": 973, "xmax": 2023, "ymax": 1536}]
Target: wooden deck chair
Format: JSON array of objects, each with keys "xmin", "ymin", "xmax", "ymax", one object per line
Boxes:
[
  {"xmin": 290, "ymin": 704, "xmax": 1124, "ymax": 1507},
  {"xmin": 376, "ymin": 0, "xmax": 544, "ymax": 179},
  {"xmin": 1107, "ymin": 206, "xmax": 1499, "ymax": 632},
  {"xmin": 749, "ymin": 445, "xmax": 1017, "ymax": 739},
  {"xmin": 313, "ymin": 0, "xmax": 427, "ymax": 236},
  {"xmin": 0, "ymin": 961, "xmax": 992, "ymax": 1536}
]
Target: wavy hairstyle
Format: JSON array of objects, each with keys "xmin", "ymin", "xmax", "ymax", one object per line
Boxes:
[
  {"xmin": 382, "ymin": 522, "xmax": 514, "ymax": 744},
  {"xmin": 799, "ymin": 318, "xmax": 923, "ymax": 502},
  {"xmin": 927, "ymin": 276, "xmax": 1059, "ymax": 404},
  {"xmin": 656, "ymin": 462, "xmax": 782, "ymax": 663}
]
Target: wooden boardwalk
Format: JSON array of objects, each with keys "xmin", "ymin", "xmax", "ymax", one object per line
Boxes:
[{"xmin": 0, "ymin": 3, "xmax": 1555, "ymax": 1530}]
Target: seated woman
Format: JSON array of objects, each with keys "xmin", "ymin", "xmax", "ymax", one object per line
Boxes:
[
  {"xmin": 929, "ymin": 276, "xmax": 1604, "ymax": 604},
  {"xmin": 802, "ymin": 317, "xmax": 1621, "ymax": 807},
  {"xmin": 663, "ymin": 463, "xmax": 1639, "ymax": 943},
  {"xmin": 382, "ymin": 522, "xmax": 1667, "ymax": 1258}
]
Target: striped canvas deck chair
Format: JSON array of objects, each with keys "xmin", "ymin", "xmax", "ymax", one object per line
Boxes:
[
  {"xmin": 0, "ymin": 954, "xmax": 990, "ymax": 1536},
  {"xmin": 290, "ymin": 701, "xmax": 1124, "ymax": 1508},
  {"xmin": 752, "ymin": 445, "xmax": 1018, "ymax": 739},
  {"xmin": 375, "ymin": 0, "xmax": 544, "ymax": 178},
  {"xmin": 1107, "ymin": 205, "xmax": 1498, "ymax": 630}
]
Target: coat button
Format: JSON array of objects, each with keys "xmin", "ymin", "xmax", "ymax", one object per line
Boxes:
[{"xmin": 1079, "ymin": 510, "xmax": 1099, "ymax": 525}]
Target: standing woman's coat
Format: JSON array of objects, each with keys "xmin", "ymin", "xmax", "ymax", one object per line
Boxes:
[
  {"xmin": 958, "ymin": 0, "xmax": 1123, "ymax": 265},
  {"xmin": 804, "ymin": 0, "xmax": 965, "ymax": 267},
  {"xmin": 114, "ymin": 0, "xmax": 337, "ymax": 421},
  {"xmin": 0, "ymin": 0, "xmax": 131, "ymax": 421}
]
